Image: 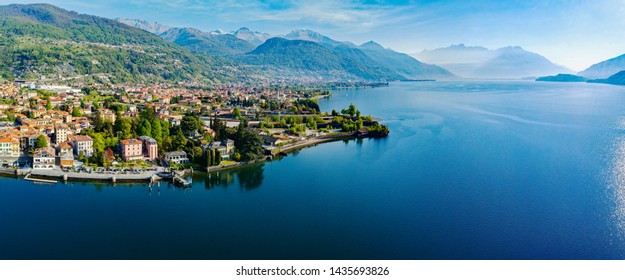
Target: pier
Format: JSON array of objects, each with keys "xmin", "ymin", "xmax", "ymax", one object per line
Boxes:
[{"xmin": 23, "ymin": 173, "xmax": 57, "ymax": 184}]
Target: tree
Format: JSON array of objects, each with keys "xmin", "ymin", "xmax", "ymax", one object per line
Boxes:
[
  {"xmin": 91, "ymin": 133, "xmax": 105, "ymax": 153},
  {"xmin": 233, "ymin": 107, "xmax": 242, "ymax": 119},
  {"xmin": 215, "ymin": 149, "xmax": 222, "ymax": 166},
  {"xmin": 181, "ymin": 115, "xmax": 200, "ymax": 136},
  {"xmin": 341, "ymin": 103, "xmax": 357, "ymax": 117},
  {"xmin": 35, "ymin": 135, "xmax": 48, "ymax": 148},
  {"xmin": 206, "ymin": 149, "xmax": 213, "ymax": 168},
  {"xmin": 172, "ymin": 130, "xmax": 187, "ymax": 151},
  {"xmin": 71, "ymin": 107, "xmax": 82, "ymax": 117},
  {"xmin": 45, "ymin": 98, "xmax": 52, "ymax": 111},
  {"xmin": 114, "ymin": 118, "xmax": 134, "ymax": 139},
  {"xmin": 151, "ymin": 119, "xmax": 162, "ymax": 143},
  {"xmin": 103, "ymin": 148, "xmax": 115, "ymax": 165},
  {"xmin": 136, "ymin": 119, "xmax": 152, "ymax": 137},
  {"xmin": 139, "ymin": 107, "xmax": 157, "ymax": 123}
]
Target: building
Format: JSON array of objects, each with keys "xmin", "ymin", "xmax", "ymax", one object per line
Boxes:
[
  {"xmin": 0, "ymin": 136, "xmax": 20, "ymax": 166},
  {"xmin": 120, "ymin": 138, "xmax": 143, "ymax": 161},
  {"xmin": 205, "ymin": 139, "xmax": 235, "ymax": 161},
  {"xmin": 97, "ymin": 108, "xmax": 117, "ymax": 123},
  {"xmin": 138, "ymin": 136, "xmax": 158, "ymax": 160},
  {"xmin": 54, "ymin": 124, "xmax": 70, "ymax": 145},
  {"xmin": 59, "ymin": 151, "xmax": 74, "ymax": 169},
  {"xmin": 73, "ymin": 135, "xmax": 93, "ymax": 157},
  {"xmin": 33, "ymin": 147, "xmax": 55, "ymax": 169},
  {"xmin": 164, "ymin": 151, "xmax": 189, "ymax": 165},
  {"xmin": 0, "ymin": 136, "xmax": 20, "ymax": 158}
]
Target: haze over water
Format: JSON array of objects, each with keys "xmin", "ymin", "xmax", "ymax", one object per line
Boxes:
[{"xmin": 2, "ymin": 81, "xmax": 625, "ymax": 259}]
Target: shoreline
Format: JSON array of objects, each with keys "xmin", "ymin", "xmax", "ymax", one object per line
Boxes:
[
  {"xmin": 204, "ymin": 133, "xmax": 354, "ymax": 174},
  {"xmin": 1, "ymin": 133, "xmax": 381, "ymax": 185}
]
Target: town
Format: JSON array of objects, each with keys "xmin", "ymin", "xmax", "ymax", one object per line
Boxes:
[{"xmin": 0, "ymin": 79, "xmax": 388, "ymax": 182}]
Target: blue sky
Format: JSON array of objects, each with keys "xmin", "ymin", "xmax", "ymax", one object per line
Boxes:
[{"xmin": 7, "ymin": 0, "xmax": 625, "ymax": 71}]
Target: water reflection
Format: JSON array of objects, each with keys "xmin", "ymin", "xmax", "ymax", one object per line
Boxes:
[
  {"xmin": 197, "ymin": 163, "xmax": 265, "ymax": 191},
  {"xmin": 612, "ymin": 135, "xmax": 625, "ymax": 234}
]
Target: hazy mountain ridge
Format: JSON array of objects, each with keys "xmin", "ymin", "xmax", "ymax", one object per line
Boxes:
[
  {"xmin": 414, "ymin": 44, "xmax": 571, "ymax": 78},
  {"xmin": 578, "ymin": 54, "xmax": 625, "ymax": 79},
  {"xmin": 360, "ymin": 41, "xmax": 455, "ymax": 79}
]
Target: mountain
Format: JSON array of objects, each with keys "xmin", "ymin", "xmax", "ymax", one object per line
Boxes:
[
  {"xmin": 116, "ymin": 19, "xmax": 256, "ymax": 56},
  {"xmin": 578, "ymin": 54, "xmax": 625, "ymax": 79},
  {"xmin": 235, "ymin": 37, "xmax": 401, "ymax": 81},
  {"xmin": 115, "ymin": 17, "xmax": 170, "ymax": 35},
  {"xmin": 588, "ymin": 71, "xmax": 625, "ymax": 86},
  {"xmin": 414, "ymin": 44, "xmax": 571, "ymax": 78},
  {"xmin": 233, "ymin": 27, "xmax": 273, "ymax": 46},
  {"xmin": 0, "ymin": 3, "xmax": 241, "ymax": 84},
  {"xmin": 536, "ymin": 74, "xmax": 587, "ymax": 82},
  {"xmin": 159, "ymin": 27, "xmax": 255, "ymax": 56},
  {"xmin": 282, "ymin": 29, "xmax": 346, "ymax": 48},
  {"xmin": 359, "ymin": 41, "xmax": 455, "ymax": 79}
]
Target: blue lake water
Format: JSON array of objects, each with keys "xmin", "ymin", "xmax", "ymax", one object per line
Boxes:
[{"xmin": 2, "ymin": 80, "xmax": 625, "ymax": 259}]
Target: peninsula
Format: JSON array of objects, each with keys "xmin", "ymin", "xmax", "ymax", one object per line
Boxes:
[{"xmin": 0, "ymin": 80, "xmax": 389, "ymax": 184}]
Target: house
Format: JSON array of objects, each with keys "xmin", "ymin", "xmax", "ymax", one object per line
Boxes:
[
  {"xmin": 33, "ymin": 147, "xmax": 55, "ymax": 169},
  {"xmin": 138, "ymin": 136, "xmax": 158, "ymax": 160},
  {"xmin": 57, "ymin": 142, "xmax": 73, "ymax": 157},
  {"xmin": 164, "ymin": 151, "xmax": 189, "ymax": 165},
  {"xmin": 0, "ymin": 136, "xmax": 20, "ymax": 166},
  {"xmin": 97, "ymin": 108, "xmax": 117, "ymax": 123},
  {"xmin": 59, "ymin": 150, "xmax": 74, "ymax": 169},
  {"xmin": 120, "ymin": 138, "xmax": 143, "ymax": 161},
  {"xmin": 205, "ymin": 139, "xmax": 235, "ymax": 161},
  {"xmin": 54, "ymin": 124, "xmax": 70, "ymax": 145},
  {"xmin": 73, "ymin": 135, "xmax": 93, "ymax": 157}
]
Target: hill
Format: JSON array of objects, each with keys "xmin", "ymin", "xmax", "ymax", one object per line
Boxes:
[
  {"xmin": 235, "ymin": 38, "xmax": 401, "ymax": 81},
  {"xmin": 588, "ymin": 71, "xmax": 625, "ymax": 86},
  {"xmin": 535, "ymin": 74, "xmax": 587, "ymax": 82},
  {"xmin": 578, "ymin": 54, "xmax": 625, "ymax": 79},
  {"xmin": 0, "ymin": 3, "xmax": 241, "ymax": 84}
]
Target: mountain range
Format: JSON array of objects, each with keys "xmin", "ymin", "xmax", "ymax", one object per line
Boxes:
[
  {"xmin": 0, "ymin": 3, "xmax": 243, "ymax": 84},
  {"xmin": 414, "ymin": 44, "xmax": 572, "ymax": 79},
  {"xmin": 116, "ymin": 18, "xmax": 455, "ymax": 81},
  {"xmin": 578, "ymin": 54, "xmax": 625, "ymax": 79},
  {"xmin": 2, "ymin": 3, "xmax": 619, "ymax": 85}
]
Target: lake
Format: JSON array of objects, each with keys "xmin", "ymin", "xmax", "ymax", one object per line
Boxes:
[{"xmin": 2, "ymin": 80, "xmax": 625, "ymax": 259}]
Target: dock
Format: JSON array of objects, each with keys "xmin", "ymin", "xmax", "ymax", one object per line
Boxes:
[
  {"xmin": 173, "ymin": 171, "xmax": 192, "ymax": 187},
  {"xmin": 24, "ymin": 173, "xmax": 57, "ymax": 184}
]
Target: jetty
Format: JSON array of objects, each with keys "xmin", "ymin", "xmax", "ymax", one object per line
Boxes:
[
  {"xmin": 173, "ymin": 171, "xmax": 192, "ymax": 187},
  {"xmin": 23, "ymin": 173, "xmax": 57, "ymax": 184}
]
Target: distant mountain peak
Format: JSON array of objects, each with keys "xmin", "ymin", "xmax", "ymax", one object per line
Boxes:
[{"xmin": 360, "ymin": 41, "xmax": 385, "ymax": 50}]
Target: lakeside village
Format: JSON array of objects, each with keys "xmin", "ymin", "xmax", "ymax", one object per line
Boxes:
[{"xmin": 0, "ymin": 80, "xmax": 389, "ymax": 184}]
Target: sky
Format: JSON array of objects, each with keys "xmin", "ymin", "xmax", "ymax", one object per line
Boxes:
[{"xmin": 5, "ymin": 0, "xmax": 625, "ymax": 71}]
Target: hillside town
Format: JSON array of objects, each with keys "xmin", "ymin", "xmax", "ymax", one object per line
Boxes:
[{"xmin": 0, "ymin": 79, "xmax": 387, "ymax": 179}]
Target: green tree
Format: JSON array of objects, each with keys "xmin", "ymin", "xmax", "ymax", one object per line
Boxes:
[
  {"xmin": 151, "ymin": 119, "xmax": 163, "ymax": 143},
  {"xmin": 206, "ymin": 149, "xmax": 213, "ymax": 168},
  {"xmin": 180, "ymin": 115, "xmax": 200, "ymax": 136},
  {"xmin": 71, "ymin": 107, "xmax": 82, "ymax": 117},
  {"xmin": 35, "ymin": 135, "xmax": 48, "ymax": 148},
  {"xmin": 91, "ymin": 133, "xmax": 105, "ymax": 153},
  {"xmin": 116, "ymin": 118, "xmax": 134, "ymax": 139},
  {"xmin": 45, "ymin": 97, "xmax": 52, "ymax": 111},
  {"xmin": 136, "ymin": 119, "xmax": 152, "ymax": 137},
  {"xmin": 233, "ymin": 107, "xmax": 242, "ymax": 119}
]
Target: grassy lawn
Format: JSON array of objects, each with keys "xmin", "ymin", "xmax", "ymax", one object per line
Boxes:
[{"xmin": 220, "ymin": 161, "xmax": 237, "ymax": 166}]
